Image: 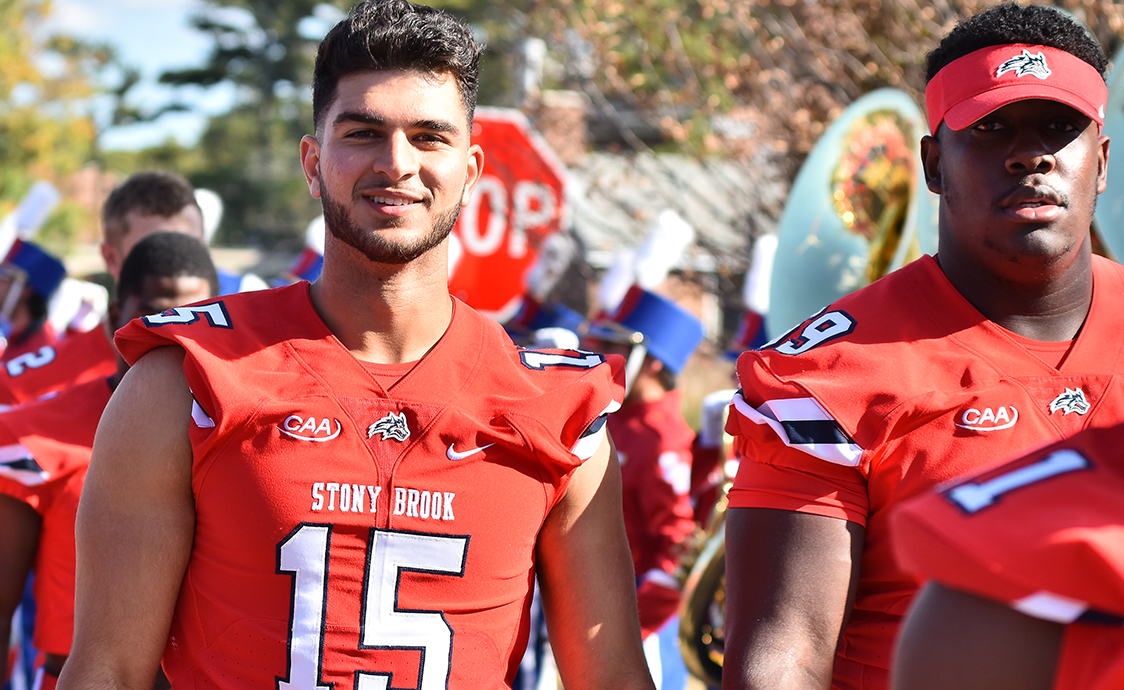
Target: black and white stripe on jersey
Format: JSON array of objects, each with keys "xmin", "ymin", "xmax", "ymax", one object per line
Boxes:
[
  {"xmin": 731, "ymin": 390, "xmax": 863, "ymax": 467},
  {"xmin": 570, "ymin": 401, "xmax": 621, "ymax": 461},
  {"xmin": 0, "ymin": 443, "xmax": 47, "ymax": 486},
  {"xmin": 1014, "ymin": 591, "xmax": 1124, "ymax": 626}
]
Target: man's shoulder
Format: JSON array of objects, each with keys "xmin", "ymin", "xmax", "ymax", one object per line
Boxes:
[
  {"xmin": 116, "ymin": 283, "xmax": 310, "ymax": 366},
  {"xmin": 743, "ymin": 267, "xmax": 968, "ymax": 396},
  {"xmin": 448, "ymin": 299, "xmax": 622, "ymax": 399}
]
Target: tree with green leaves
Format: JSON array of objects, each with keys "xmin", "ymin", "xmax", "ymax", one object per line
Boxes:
[
  {"xmin": 153, "ymin": 0, "xmax": 353, "ymax": 248},
  {"xmin": 0, "ymin": 0, "xmax": 105, "ymax": 250},
  {"xmin": 505, "ymin": 0, "xmax": 1124, "ymax": 169}
]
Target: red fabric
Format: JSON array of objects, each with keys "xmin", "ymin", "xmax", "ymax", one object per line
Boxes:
[
  {"xmin": 36, "ymin": 666, "xmax": 59, "ymax": 690},
  {"xmin": 636, "ymin": 580, "xmax": 681, "ymax": 639},
  {"xmin": 725, "ymin": 254, "xmax": 1124, "ymax": 688},
  {"xmin": 115, "ymin": 284, "xmax": 625, "ymax": 689},
  {"xmin": 925, "ymin": 43, "xmax": 1107, "ymax": 135},
  {"xmin": 0, "ymin": 325, "xmax": 115, "ymax": 408},
  {"xmin": 0, "ymin": 322, "xmax": 57, "ymax": 366},
  {"xmin": 894, "ymin": 425, "xmax": 1124, "ymax": 690},
  {"xmin": 609, "ymin": 390, "xmax": 696, "ymax": 636},
  {"xmin": 688, "ymin": 442, "xmax": 726, "ymax": 526},
  {"xmin": 0, "ymin": 378, "xmax": 112, "ymax": 654}
]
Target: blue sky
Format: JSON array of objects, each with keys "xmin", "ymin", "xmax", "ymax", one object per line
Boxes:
[
  {"xmin": 44, "ymin": 0, "xmax": 225, "ymax": 150},
  {"xmin": 42, "ymin": 1, "xmax": 343, "ymax": 151}
]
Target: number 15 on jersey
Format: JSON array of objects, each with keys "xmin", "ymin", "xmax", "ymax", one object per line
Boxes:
[{"xmin": 278, "ymin": 524, "xmax": 469, "ymax": 690}]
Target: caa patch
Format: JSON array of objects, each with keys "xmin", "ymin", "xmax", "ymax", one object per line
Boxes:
[
  {"xmin": 954, "ymin": 405, "xmax": 1018, "ymax": 432},
  {"xmin": 278, "ymin": 415, "xmax": 342, "ymax": 442}
]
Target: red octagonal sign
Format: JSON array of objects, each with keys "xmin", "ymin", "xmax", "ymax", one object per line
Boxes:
[{"xmin": 449, "ymin": 107, "xmax": 568, "ymax": 320}]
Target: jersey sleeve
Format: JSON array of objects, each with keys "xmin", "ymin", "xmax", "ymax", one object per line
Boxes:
[
  {"xmin": 115, "ymin": 301, "xmax": 228, "ymax": 367},
  {"xmin": 892, "ymin": 439, "xmax": 1124, "ymax": 622},
  {"xmin": 506, "ymin": 348, "xmax": 625, "ymax": 463},
  {"xmin": 725, "ymin": 388, "xmax": 870, "ymax": 525}
]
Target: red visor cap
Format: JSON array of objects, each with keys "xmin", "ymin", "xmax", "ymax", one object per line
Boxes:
[{"xmin": 926, "ymin": 43, "xmax": 1106, "ymax": 136}]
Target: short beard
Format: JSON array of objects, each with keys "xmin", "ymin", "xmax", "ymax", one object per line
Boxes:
[{"xmin": 320, "ymin": 181, "xmax": 462, "ymax": 265}]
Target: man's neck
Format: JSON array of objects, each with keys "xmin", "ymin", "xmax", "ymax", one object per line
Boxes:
[
  {"xmin": 309, "ymin": 246, "xmax": 453, "ymax": 364},
  {"xmin": 935, "ymin": 247, "xmax": 1094, "ymax": 342}
]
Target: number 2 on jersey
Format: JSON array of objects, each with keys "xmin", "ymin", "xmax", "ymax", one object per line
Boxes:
[{"xmin": 278, "ymin": 525, "xmax": 469, "ymax": 690}]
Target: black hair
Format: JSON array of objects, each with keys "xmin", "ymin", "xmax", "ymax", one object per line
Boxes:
[
  {"xmin": 926, "ymin": 3, "xmax": 1107, "ymax": 82},
  {"xmin": 312, "ymin": 0, "xmax": 482, "ymax": 135},
  {"xmin": 116, "ymin": 232, "xmax": 219, "ymax": 306},
  {"xmin": 656, "ymin": 362, "xmax": 678, "ymax": 392},
  {"xmin": 102, "ymin": 172, "xmax": 200, "ymax": 247}
]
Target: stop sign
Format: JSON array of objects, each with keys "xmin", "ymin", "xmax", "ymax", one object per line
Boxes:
[{"xmin": 449, "ymin": 107, "xmax": 568, "ymax": 320}]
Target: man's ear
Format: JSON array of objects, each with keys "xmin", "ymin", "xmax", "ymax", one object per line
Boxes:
[
  {"xmin": 1097, "ymin": 133, "xmax": 1110, "ymax": 195},
  {"xmin": 300, "ymin": 135, "xmax": 323, "ymax": 199},
  {"xmin": 461, "ymin": 143, "xmax": 484, "ymax": 207},
  {"xmin": 920, "ymin": 134, "xmax": 943, "ymax": 195},
  {"xmin": 100, "ymin": 242, "xmax": 122, "ymax": 280},
  {"xmin": 107, "ymin": 302, "xmax": 122, "ymax": 331}
]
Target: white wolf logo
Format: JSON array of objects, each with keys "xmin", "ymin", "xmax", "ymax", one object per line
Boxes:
[
  {"xmin": 1049, "ymin": 388, "xmax": 1090, "ymax": 416},
  {"xmin": 368, "ymin": 411, "xmax": 411, "ymax": 441},
  {"xmin": 996, "ymin": 50, "xmax": 1051, "ymax": 80}
]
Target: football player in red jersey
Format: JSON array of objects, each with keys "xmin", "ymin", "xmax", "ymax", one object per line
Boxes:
[
  {"xmin": 0, "ymin": 173, "xmax": 206, "ymax": 409},
  {"xmin": 891, "ymin": 424, "xmax": 1124, "ymax": 690},
  {"xmin": 59, "ymin": 3, "xmax": 652, "ymax": 690},
  {"xmin": 722, "ymin": 5, "xmax": 1122, "ymax": 690},
  {"xmin": 0, "ymin": 232, "xmax": 218, "ymax": 690}
]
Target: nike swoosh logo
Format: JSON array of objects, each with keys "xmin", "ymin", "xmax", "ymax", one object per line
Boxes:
[{"xmin": 447, "ymin": 443, "xmax": 494, "ymax": 461}]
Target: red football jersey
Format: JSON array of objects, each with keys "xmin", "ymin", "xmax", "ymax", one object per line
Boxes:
[
  {"xmin": 893, "ymin": 425, "xmax": 1124, "ymax": 690},
  {"xmin": 0, "ymin": 324, "xmax": 116, "ymax": 408},
  {"xmin": 725, "ymin": 254, "xmax": 1124, "ymax": 689},
  {"xmin": 115, "ymin": 284, "xmax": 625, "ymax": 689},
  {"xmin": 0, "ymin": 322, "xmax": 58, "ymax": 366},
  {"xmin": 0, "ymin": 377, "xmax": 113, "ymax": 654},
  {"xmin": 609, "ymin": 389, "xmax": 696, "ymax": 637}
]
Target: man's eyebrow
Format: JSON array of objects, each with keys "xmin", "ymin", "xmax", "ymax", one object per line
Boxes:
[{"xmin": 332, "ymin": 111, "xmax": 461, "ymax": 136}]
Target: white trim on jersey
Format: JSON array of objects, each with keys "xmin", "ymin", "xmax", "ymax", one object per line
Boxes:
[
  {"xmin": 191, "ymin": 396, "xmax": 216, "ymax": 429},
  {"xmin": 640, "ymin": 568, "xmax": 681, "ymax": 591},
  {"xmin": 731, "ymin": 392, "xmax": 864, "ymax": 467},
  {"xmin": 1012, "ymin": 590, "xmax": 1089, "ymax": 623},
  {"xmin": 0, "ymin": 443, "xmax": 47, "ymax": 486},
  {"xmin": 570, "ymin": 400, "xmax": 621, "ymax": 461}
]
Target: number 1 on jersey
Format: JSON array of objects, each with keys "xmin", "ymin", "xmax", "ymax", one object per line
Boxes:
[{"xmin": 278, "ymin": 524, "xmax": 469, "ymax": 690}]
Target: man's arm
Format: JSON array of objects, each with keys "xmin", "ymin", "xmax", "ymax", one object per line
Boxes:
[
  {"xmin": 722, "ymin": 507, "xmax": 865, "ymax": 690},
  {"xmin": 58, "ymin": 347, "xmax": 196, "ymax": 690},
  {"xmin": 536, "ymin": 437, "xmax": 655, "ymax": 690},
  {"xmin": 891, "ymin": 582, "xmax": 1062, "ymax": 690},
  {"xmin": 0, "ymin": 493, "xmax": 41, "ymax": 685}
]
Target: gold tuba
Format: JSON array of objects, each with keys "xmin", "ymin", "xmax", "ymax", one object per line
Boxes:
[
  {"xmin": 677, "ymin": 488, "xmax": 729, "ymax": 688},
  {"xmin": 677, "ymin": 89, "xmax": 937, "ymax": 687}
]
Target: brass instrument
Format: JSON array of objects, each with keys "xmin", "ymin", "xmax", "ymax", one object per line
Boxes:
[{"xmin": 677, "ymin": 487, "xmax": 729, "ymax": 688}]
